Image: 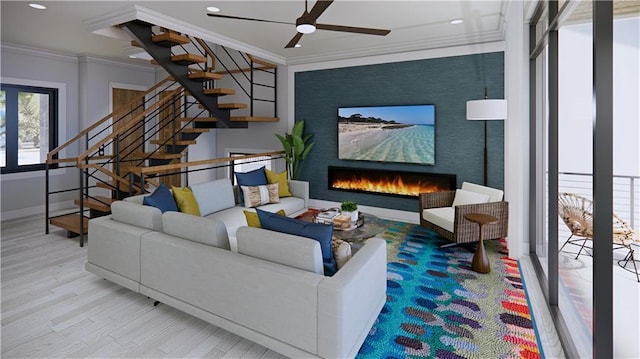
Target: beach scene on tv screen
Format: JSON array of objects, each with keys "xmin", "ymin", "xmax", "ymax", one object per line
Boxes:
[{"xmin": 338, "ymin": 105, "xmax": 435, "ymax": 165}]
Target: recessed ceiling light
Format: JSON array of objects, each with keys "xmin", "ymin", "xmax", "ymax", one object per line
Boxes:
[
  {"xmin": 294, "ymin": 44, "xmax": 302, "ymax": 48},
  {"xmin": 450, "ymin": 19, "xmax": 463, "ymax": 25},
  {"xmin": 29, "ymin": 3, "xmax": 47, "ymax": 10},
  {"xmin": 206, "ymin": 6, "xmax": 220, "ymax": 13},
  {"xmin": 129, "ymin": 55, "xmax": 137, "ymax": 59}
]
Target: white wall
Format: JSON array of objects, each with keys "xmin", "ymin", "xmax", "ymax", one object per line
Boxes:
[
  {"xmin": 1, "ymin": 45, "xmax": 79, "ymax": 220},
  {"xmin": 0, "ymin": 44, "xmax": 157, "ymax": 220}
]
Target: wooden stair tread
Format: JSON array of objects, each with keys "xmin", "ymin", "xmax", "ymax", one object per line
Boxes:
[
  {"xmin": 180, "ymin": 128, "xmax": 210, "ymax": 133},
  {"xmin": 74, "ymin": 196, "xmax": 114, "ymax": 213},
  {"xmin": 218, "ymin": 103, "xmax": 248, "ymax": 109},
  {"xmin": 203, "ymin": 88, "xmax": 235, "ymax": 96},
  {"xmin": 171, "ymin": 54, "xmax": 207, "ymax": 65},
  {"xmin": 188, "ymin": 71, "xmax": 223, "ymax": 81},
  {"xmin": 131, "ymin": 152, "xmax": 182, "ymax": 160},
  {"xmin": 230, "ymin": 116, "xmax": 279, "ymax": 122},
  {"xmin": 50, "ymin": 214, "xmax": 89, "ymax": 234},
  {"xmin": 178, "ymin": 117, "xmax": 217, "ymax": 123},
  {"xmin": 152, "ymin": 32, "xmax": 190, "ymax": 46},
  {"xmin": 150, "ymin": 139, "xmax": 197, "ymax": 145}
]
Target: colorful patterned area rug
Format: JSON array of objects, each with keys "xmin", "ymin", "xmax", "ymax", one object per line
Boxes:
[{"xmin": 356, "ymin": 220, "xmax": 542, "ymax": 359}]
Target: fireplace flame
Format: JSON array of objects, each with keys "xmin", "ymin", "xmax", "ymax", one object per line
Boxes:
[{"xmin": 332, "ymin": 176, "xmax": 446, "ymax": 197}]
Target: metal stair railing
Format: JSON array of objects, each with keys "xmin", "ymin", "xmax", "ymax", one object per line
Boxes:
[{"xmin": 45, "ymin": 77, "xmax": 211, "ymax": 245}]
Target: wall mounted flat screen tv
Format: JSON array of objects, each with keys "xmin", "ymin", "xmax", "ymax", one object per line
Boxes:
[{"xmin": 338, "ymin": 104, "xmax": 435, "ymax": 165}]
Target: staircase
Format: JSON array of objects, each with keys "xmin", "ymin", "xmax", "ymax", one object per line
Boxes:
[{"xmin": 45, "ymin": 24, "xmax": 280, "ymax": 246}]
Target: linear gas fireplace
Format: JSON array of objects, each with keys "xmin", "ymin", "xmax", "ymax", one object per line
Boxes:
[{"xmin": 328, "ymin": 166, "xmax": 456, "ymax": 198}]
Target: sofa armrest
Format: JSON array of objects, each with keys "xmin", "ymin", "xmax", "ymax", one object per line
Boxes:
[
  {"xmin": 453, "ymin": 201, "xmax": 509, "ymax": 240},
  {"xmin": 419, "ymin": 190, "xmax": 455, "ymax": 210},
  {"xmin": 287, "ymin": 180, "xmax": 309, "ymax": 208},
  {"xmin": 317, "ymin": 238, "xmax": 387, "ymax": 359}
]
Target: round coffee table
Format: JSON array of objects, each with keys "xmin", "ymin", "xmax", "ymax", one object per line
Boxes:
[{"xmin": 332, "ymin": 212, "xmax": 387, "ymax": 246}]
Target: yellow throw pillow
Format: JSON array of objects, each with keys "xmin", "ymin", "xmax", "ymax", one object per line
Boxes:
[
  {"xmin": 244, "ymin": 209, "xmax": 286, "ymax": 227},
  {"xmin": 265, "ymin": 169, "xmax": 292, "ymax": 197},
  {"xmin": 171, "ymin": 186, "xmax": 201, "ymax": 216}
]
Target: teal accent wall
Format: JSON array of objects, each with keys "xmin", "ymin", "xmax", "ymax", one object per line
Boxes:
[{"xmin": 295, "ymin": 52, "xmax": 504, "ymax": 212}]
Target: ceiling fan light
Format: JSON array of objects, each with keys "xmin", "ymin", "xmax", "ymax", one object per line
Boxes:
[{"xmin": 296, "ymin": 16, "xmax": 316, "ymax": 34}]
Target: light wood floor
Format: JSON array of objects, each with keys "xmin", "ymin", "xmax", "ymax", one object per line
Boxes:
[{"xmin": 1, "ymin": 215, "xmax": 287, "ymax": 358}]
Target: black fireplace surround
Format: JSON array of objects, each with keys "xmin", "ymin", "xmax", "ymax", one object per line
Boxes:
[{"xmin": 328, "ymin": 166, "xmax": 456, "ymax": 198}]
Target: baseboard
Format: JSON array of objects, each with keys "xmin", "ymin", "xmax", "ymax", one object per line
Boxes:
[
  {"xmin": 309, "ymin": 199, "xmax": 419, "ymax": 224},
  {"xmin": 1, "ymin": 200, "xmax": 75, "ymax": 222}
]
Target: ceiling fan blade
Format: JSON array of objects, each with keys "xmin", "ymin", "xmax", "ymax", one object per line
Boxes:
[
  {"xmin": 207, "ymin": 13, "xmax": 293, "ymax": 26},
  {"xmin": 316, "ymin": 23, "xmax": 391, "ymax": 36},
  {"xmin": 308, "ymin": 0, "xmax": 334, "ymax": 21},
  {"xmin": 285, "ymin": 32, "xmax": 304, "ymax": 48}
]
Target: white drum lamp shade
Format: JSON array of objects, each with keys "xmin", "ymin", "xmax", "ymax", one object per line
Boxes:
[
  {"xmin": 465, "ymin": 96, "xmax": 507, "ymax": 186},
  {"xmin": 466, "ymin": 99, "xmax": 508, "ymax": 120}
]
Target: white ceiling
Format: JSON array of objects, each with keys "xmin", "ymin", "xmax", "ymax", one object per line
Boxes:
[{"xmin": 1, "ymin": 1, "xmax": 507, "ymax": 65}]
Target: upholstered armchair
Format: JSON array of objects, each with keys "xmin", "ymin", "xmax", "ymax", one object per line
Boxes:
[{"xmin": 419, "ymin": 182, "xmax": 509, "ymax": 245}]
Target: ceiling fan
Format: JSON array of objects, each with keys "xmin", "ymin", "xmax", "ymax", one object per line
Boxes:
[{"xmin": 206, "ymin": 0, "xmax": 391, "ymax": 48}]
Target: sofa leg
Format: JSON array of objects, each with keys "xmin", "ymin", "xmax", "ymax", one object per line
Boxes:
[{"xmin": 153, "ymin": 300, "xmax": 161, "ymax": 307}]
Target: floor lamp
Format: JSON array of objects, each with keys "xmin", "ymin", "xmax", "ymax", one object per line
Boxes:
[{"xmin": 466, "ymin": 88, "xmax": 507, "ymax": 186}]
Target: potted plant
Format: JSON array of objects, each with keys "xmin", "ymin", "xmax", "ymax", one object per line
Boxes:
[
  {"xmin": 340, "ymin": 200, "xmax": 359, "ymax": 222},
  {"xmin": 274, "ymin": 120, "xmax": 315, "ymax": 180}
]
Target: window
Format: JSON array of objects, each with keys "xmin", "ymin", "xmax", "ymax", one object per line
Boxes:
[{"xmin": 0, "ymin": 84, "xmax": 58, "ymax": 173}]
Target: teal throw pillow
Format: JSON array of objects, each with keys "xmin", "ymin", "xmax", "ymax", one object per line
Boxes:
[
  {"xmin": 143, "ymin": 183, "xmax": 177, "ymax": 213},
  {"xmin": 256, "ymin": 208, "xmax": 337, "ymax": 276}
]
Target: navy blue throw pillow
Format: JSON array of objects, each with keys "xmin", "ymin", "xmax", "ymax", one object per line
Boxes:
[
  {"xmin": 143, "ymin": 183, "xmax": 177, "ymax": 213},
  {"xmin": 235, "ymin": 166, "xmax": 268, "ymax": 186},
  {"xmin": 256, "ymin": 208, "xmax": 337, "ymax": 276}
]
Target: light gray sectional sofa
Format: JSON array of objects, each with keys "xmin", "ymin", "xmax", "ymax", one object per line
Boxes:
[
  {"xmin": 122, "ymin": 178, "xmax": 309, "ymax": 251},
  {"xmin": 85, "ymin": 178, "xmax": 388, "ymax": 359}
]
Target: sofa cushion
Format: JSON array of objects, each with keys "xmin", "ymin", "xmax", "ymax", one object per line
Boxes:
[
  {"xmin": 190, "ymin": 178, "xmax": 236, "ymax": 216},
  {"xmin": 236, "ymin": 226, "xmax": 324, "ymax": 274},
  {"xmin": 111, "ymin": 200, "xmax": 163, "ymax": 231},
  {"xmin": 461, "ymin": 182, "xmax": 504, "ymax": 202},
  {"xmin": 241, "ymin": 184, "xmax": 279, "ymax": 207},
  {"xmin": 257, "ymin": 208, "xmax": 337, "ymax": 276},
  {"xmin": 235, "ymin": 166, "xmax": 268, "ymax": 186},
  {"xmin": 451, "ymin": 189, "xmax": 490, "ymax": 207},
  {"xmin": 243, "ymin": 209, "xmax": 285, "ymax": 227},
  {"xmin": 255, "ymin": 197, "xmax": 305, "ymax": 218},
  {"xmin": 265, "ymin": 169, "xmax": 292, "ymax": 197},
  {"xmin": 171, "ymin": 186, "xmax": 201, "ymax": 216},
  {"xmin": 142, "ymin": 183, "xmax": 177, "ymax": 213},
  {"xmin": 162, "ymin": 211, "xmax": 230, "ymax": 249},
  {"xmin": 422, "ymin": 207, "xmax": 454, "ymax": 233}
]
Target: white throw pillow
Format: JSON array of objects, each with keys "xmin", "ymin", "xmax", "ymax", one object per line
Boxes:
[
  {"xmin": 241, "ymin": 183, "xmax": 279, "ymax": 208},
  {"xmin": 451, "ymin": 189, "xmax": 491, "ymax": 207}
]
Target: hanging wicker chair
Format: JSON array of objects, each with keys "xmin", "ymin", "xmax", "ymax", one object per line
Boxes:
[{"xmin": 558, "ymin": 192, "xmax": 638, "ymax": 282}]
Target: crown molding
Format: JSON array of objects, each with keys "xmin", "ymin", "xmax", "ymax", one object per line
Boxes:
[
  {"xmin": 84, "ymin": 4, "xmax": 286, "ymax": 65},
  {"xmin": 77, "ymin": 54, "xmax": 157, "ymax": 73},
  {"xmin": 1, "ymin": 42, "xmax": 78, "ymax": 63}
]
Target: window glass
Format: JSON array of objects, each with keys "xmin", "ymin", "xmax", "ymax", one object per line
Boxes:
[
  {"xmin": 0, "ymin": 84, "xmax": 57, "ymax": 173},
  {"xmin": 18, "ymin": 91, "xmax": 49, "ymax": 166}
]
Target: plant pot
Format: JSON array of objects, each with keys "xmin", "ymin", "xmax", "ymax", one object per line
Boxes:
[{"xmin": 343, "ymin": 210, "xmax": 359, "ymax": 222}]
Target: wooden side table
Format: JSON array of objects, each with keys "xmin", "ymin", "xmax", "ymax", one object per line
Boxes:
[{"xmin": 464, "ymin": 213, "xmax": 498, "ymax": 274}]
